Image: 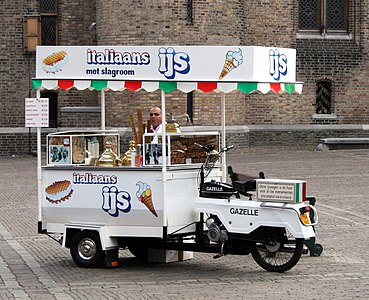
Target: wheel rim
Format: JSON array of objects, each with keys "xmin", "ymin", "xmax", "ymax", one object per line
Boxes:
[
  {"xmin": 264, "ymin": 240, "xmax": 281, "ymax": 252},
  {"xmin": 255, "ymin": 241, "xmax": 297, "ymax": 266},
  {"xmin": 77, "ymin": 238, "xmax": 97, "ymax": 260}
]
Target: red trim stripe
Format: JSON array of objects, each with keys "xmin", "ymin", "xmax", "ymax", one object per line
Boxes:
[
  {"xmin": 302, "ymin": 182, "xmax": 306, "ymax": 202},
  {"xmin": 198, "ymin": 82, "xmax": 217, "ymax": 92},
  {"xmin": 124, "ymin": 81, "xmax": 142, "ymax": 91},
  {"xmin": 58, "ymin": 80, "xmax": 74, "ymax": 90},
  {"xmin": 270, "ymin": 83, "xmax": 281, "ymax": 93}
]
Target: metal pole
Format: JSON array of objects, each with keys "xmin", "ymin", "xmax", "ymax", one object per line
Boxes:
[
  {"xmin": 221, "ymin": 92, "xmax": 226, "ymax": 181},
  {"xmin": 161, "ymin": 90, "xmax": 167, "ymax": 228},
  {"xmin": 101, "ymin": 89, "xmax": 106, "ymax": 130},
  {"xmin": 36, "ymin": 88, "xmax": 42, "ymax": 229}
]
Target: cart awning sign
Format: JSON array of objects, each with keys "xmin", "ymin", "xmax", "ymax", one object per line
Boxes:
[{"xmin": 36, "ymin": 46, "xmax": 297, "ymax": 83}]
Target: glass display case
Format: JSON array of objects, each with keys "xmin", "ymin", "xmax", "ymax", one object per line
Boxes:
[
  {"xmin": 142, "ymin": 132, "xmax": 219, "ymax": 166},
  {"xmin": 47, "ymin": 130, "xmax": 120, "ymax": 166}
]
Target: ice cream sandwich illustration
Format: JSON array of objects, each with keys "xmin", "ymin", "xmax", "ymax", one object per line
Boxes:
[
  {"xmin": 45, "ymin": 180, "xmax": 73, "ymax": 204},
  {"xmin": 136, "ymin": 181, "xmax": 157, "ymax": 217},
  {"xmin": 42, "ymin": 51, "xmax": 69, "ymax": 73}
]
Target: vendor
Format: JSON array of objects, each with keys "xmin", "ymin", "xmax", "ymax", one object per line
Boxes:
[{"xmin": 149, "ymin": 106, "xmax": 163, "ymax": 144}]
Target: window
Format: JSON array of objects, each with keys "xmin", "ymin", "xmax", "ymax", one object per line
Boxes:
[
  {"xmin": 315, "ymin": 79, "xmax": 333, "ymax": 114},
  {"xmin": 40, "ymin": 0, "xmax": 58, "ymax": 13},
  {"xmin": 299, "ymin": 0, "xmax": 348, "ymax": 33},
  {"xmin": 186, "ymin": 0, "xmax": 194, "ymax": 25},
  {"xmin": 40, "ymin": 0, "xmax": 58, "ymax": 45},
  {"xmin": 40, "ymin": 15, "xmax": 58, "ymax": 45},
  {"xmin": 23, "ymin": 0, "xmax": 58, "ymax": 53}
]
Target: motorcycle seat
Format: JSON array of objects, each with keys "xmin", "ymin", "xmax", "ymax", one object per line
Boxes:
[
  {"xmin": 228, "ymin": 166, "xmax": 265, "ymax": 196},
  {"xmin": 233, "ymin": 179, "xmax": 256, "ymax": 196}
]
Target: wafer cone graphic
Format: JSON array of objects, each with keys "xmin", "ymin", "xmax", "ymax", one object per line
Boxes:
[
  {"xmin": 136, "ymin": 181, "xmax": 158, "ymax": 217},
  {"xmin": 219, "ymin": 58, "xmax": 235, "ymax": 80},
  {"xmin": 140, "ymin": 190, "xmax": 158, "ymax": 217}
]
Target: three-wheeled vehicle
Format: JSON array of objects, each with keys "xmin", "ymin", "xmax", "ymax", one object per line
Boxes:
[{"xmin": 34, "ymin": 45, "xmax": 321, "ymax": 272}]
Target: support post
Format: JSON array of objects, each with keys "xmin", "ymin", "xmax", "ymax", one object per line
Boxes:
[
  {"xmin": 101, "ymin": 89, "xmax": 106, "ymax": 130},
  {"xmin": 221, "ymin": 92, "xmax": 226, "ymax": 181},
  {"xmin": 161, "ymin": 90, "xmax": 167, "ymax": 228},
  {"xmin": 36, "ymin": 88, "xmax": 42, "ymax": 231}
]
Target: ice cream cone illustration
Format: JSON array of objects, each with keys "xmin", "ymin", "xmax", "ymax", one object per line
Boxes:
[
  {"xmin": 218, "ymin": 48, "xmax": 243, "ymax": 80},
  {"xmin": 219, "ymin": 58, "xmax": 235, "ymax": 80},
  {"xmin": 136, "ymin": 181, "xmax": 158, "ymax": 217}
]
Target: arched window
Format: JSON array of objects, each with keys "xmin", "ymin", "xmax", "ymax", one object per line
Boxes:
[{"xmin": 315, "ymin": 79, "xmax": 333, "ymax": 114}]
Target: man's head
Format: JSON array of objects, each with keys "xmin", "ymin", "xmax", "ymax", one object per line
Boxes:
[{"xmin": 150, "ymin": 107, "xmax": 162, "ymax": 129}]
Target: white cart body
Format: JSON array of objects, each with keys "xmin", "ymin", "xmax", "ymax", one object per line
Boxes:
[{"xmin": 42, "ymin": 165, "xmax": 221, "ymax": 238}]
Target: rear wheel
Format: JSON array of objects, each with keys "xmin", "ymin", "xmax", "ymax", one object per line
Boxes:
[
  {"xmin": 251, "ymin": 228, "xmax": 304, "ymax": 272},
  {"xmin": 70, "ymin": 231, "xmax": 106, "ymax": 268}
]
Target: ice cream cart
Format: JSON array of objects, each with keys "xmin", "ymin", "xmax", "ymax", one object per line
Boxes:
[{"xmin": 33, "ymin": 45, "xmax": 320, "ymax": 272}]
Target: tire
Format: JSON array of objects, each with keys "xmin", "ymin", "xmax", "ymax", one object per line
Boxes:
[
  {"xmin": 313, "ymin": 243, "xmax": 324, "ymax": 257},
  {"xmin": 70, "ymin": 231, "xmax": 106, "ymax": 268},
  {"xmin": 251, "ymin": 228, "xmax": 304, "ymax": 273}
]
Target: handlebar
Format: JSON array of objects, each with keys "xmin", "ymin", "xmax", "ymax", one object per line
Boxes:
[
  {"xmin": 194, "ymin": 142, "xmax": 234, "ymax": 154},
  {"xmin": 194, "ymin": 143, "xmax": 234, "ymax": 174},
  {"xmin": 222, "ymin": 145, "xmax": 234, "ymax": 152},
  {"xmin": 196, "ymin": 143, "xmax": 234, "ymax": 188}
]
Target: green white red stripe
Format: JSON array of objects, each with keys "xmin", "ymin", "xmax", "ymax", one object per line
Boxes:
[{"xmin": 32, "ymin": 80, "xmax": 303, "ymax": 94}]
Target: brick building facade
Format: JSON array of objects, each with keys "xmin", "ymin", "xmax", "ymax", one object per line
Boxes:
[{"xmin": 0, "ymin": 0, "xmax": 368, "ymax": 155}]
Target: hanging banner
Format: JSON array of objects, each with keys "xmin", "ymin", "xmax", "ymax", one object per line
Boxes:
[{"xmin": 36, "ymin": 46, "xmax": 296, "ymax": 83}]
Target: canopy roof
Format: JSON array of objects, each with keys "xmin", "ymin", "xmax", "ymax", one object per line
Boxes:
[
  {"xmin": 32, "ymin": 79, "xmax": 302, "ymax": 94},
  {"xmin": 33, "ymin": 46, "xmax": 303, "ymax": 94}
]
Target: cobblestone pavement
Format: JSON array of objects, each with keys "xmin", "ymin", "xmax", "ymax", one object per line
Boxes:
[{"xmin": 1, "ymin": 147, "xmax": 369, "ymax": 299}]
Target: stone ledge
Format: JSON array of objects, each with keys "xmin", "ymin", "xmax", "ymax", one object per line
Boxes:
[
  {"xmin": 181, "ymin": 125, "xmax": 249, "ymax": 133},
  {"xmin": 321, "ymin": 137, "xmax": 369, "ymax": 144},
  {"xmin": 3, "ymin": 125, "xmax": 369, "ymax": 155},
  {"xmin": 60, "ymin": 106, "xmax": 101, "ymax": 113},
  {"xmin": 317, "ymin": 137, "xmax": 369, "ymax": 151}
]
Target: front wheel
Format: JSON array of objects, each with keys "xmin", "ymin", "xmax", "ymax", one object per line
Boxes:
[
  {"xmin": 70, "ymin": 231, "xmax": 106, "ymax": 268},
  {"xmin": 251, "ymin": 229, "xmax": 304, "ymax": 272}
]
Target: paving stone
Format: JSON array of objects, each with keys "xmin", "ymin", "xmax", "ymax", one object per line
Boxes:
[{"xmin": 0, "ymin": 148, "xmax": 369, "ymax": 299}]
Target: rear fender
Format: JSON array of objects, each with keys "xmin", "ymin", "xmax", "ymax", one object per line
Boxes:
[
  {"xmin": 195, "ymin": 197, "xmax": 316, "ymax": 239},
  {"xmin": 63, "ymin": 224, "xmax": 118, "ymax": 250}
]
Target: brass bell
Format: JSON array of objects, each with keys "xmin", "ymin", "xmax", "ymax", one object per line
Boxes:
[
  {"xmin": 96, "ymin": 141, "xmax": 121, "ymax": 167},
  {"xmin": 121, "ymin": 140, "xmax": 135, "ymax": 166}
]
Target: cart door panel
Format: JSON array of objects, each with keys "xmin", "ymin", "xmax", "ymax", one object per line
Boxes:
[{"xmin": 42, "ymin": 168, "xmax": 164, "ymax": 230}]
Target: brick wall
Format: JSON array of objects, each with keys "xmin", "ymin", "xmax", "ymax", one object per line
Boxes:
[
  {"xmin": 56, "ymin": 0, "xmax": 98, "ymax": 126},
  {"xmin": 0, "ymin": 1, "xmax": 37, "ymax": 128},
  {"xmin": 295, "ymin": 0, "xmax": 369, "ymax": 125},
  {"xmin": 1, "ymin": 0, "xmax": 369, "ymax": 155},
  {"xmin": 0, "ymin": 0, "xmax": 97, "ymax": 129},
  {"xmin": 94, "ymin": 0, "xmax": 247, "ymax": 127}
]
